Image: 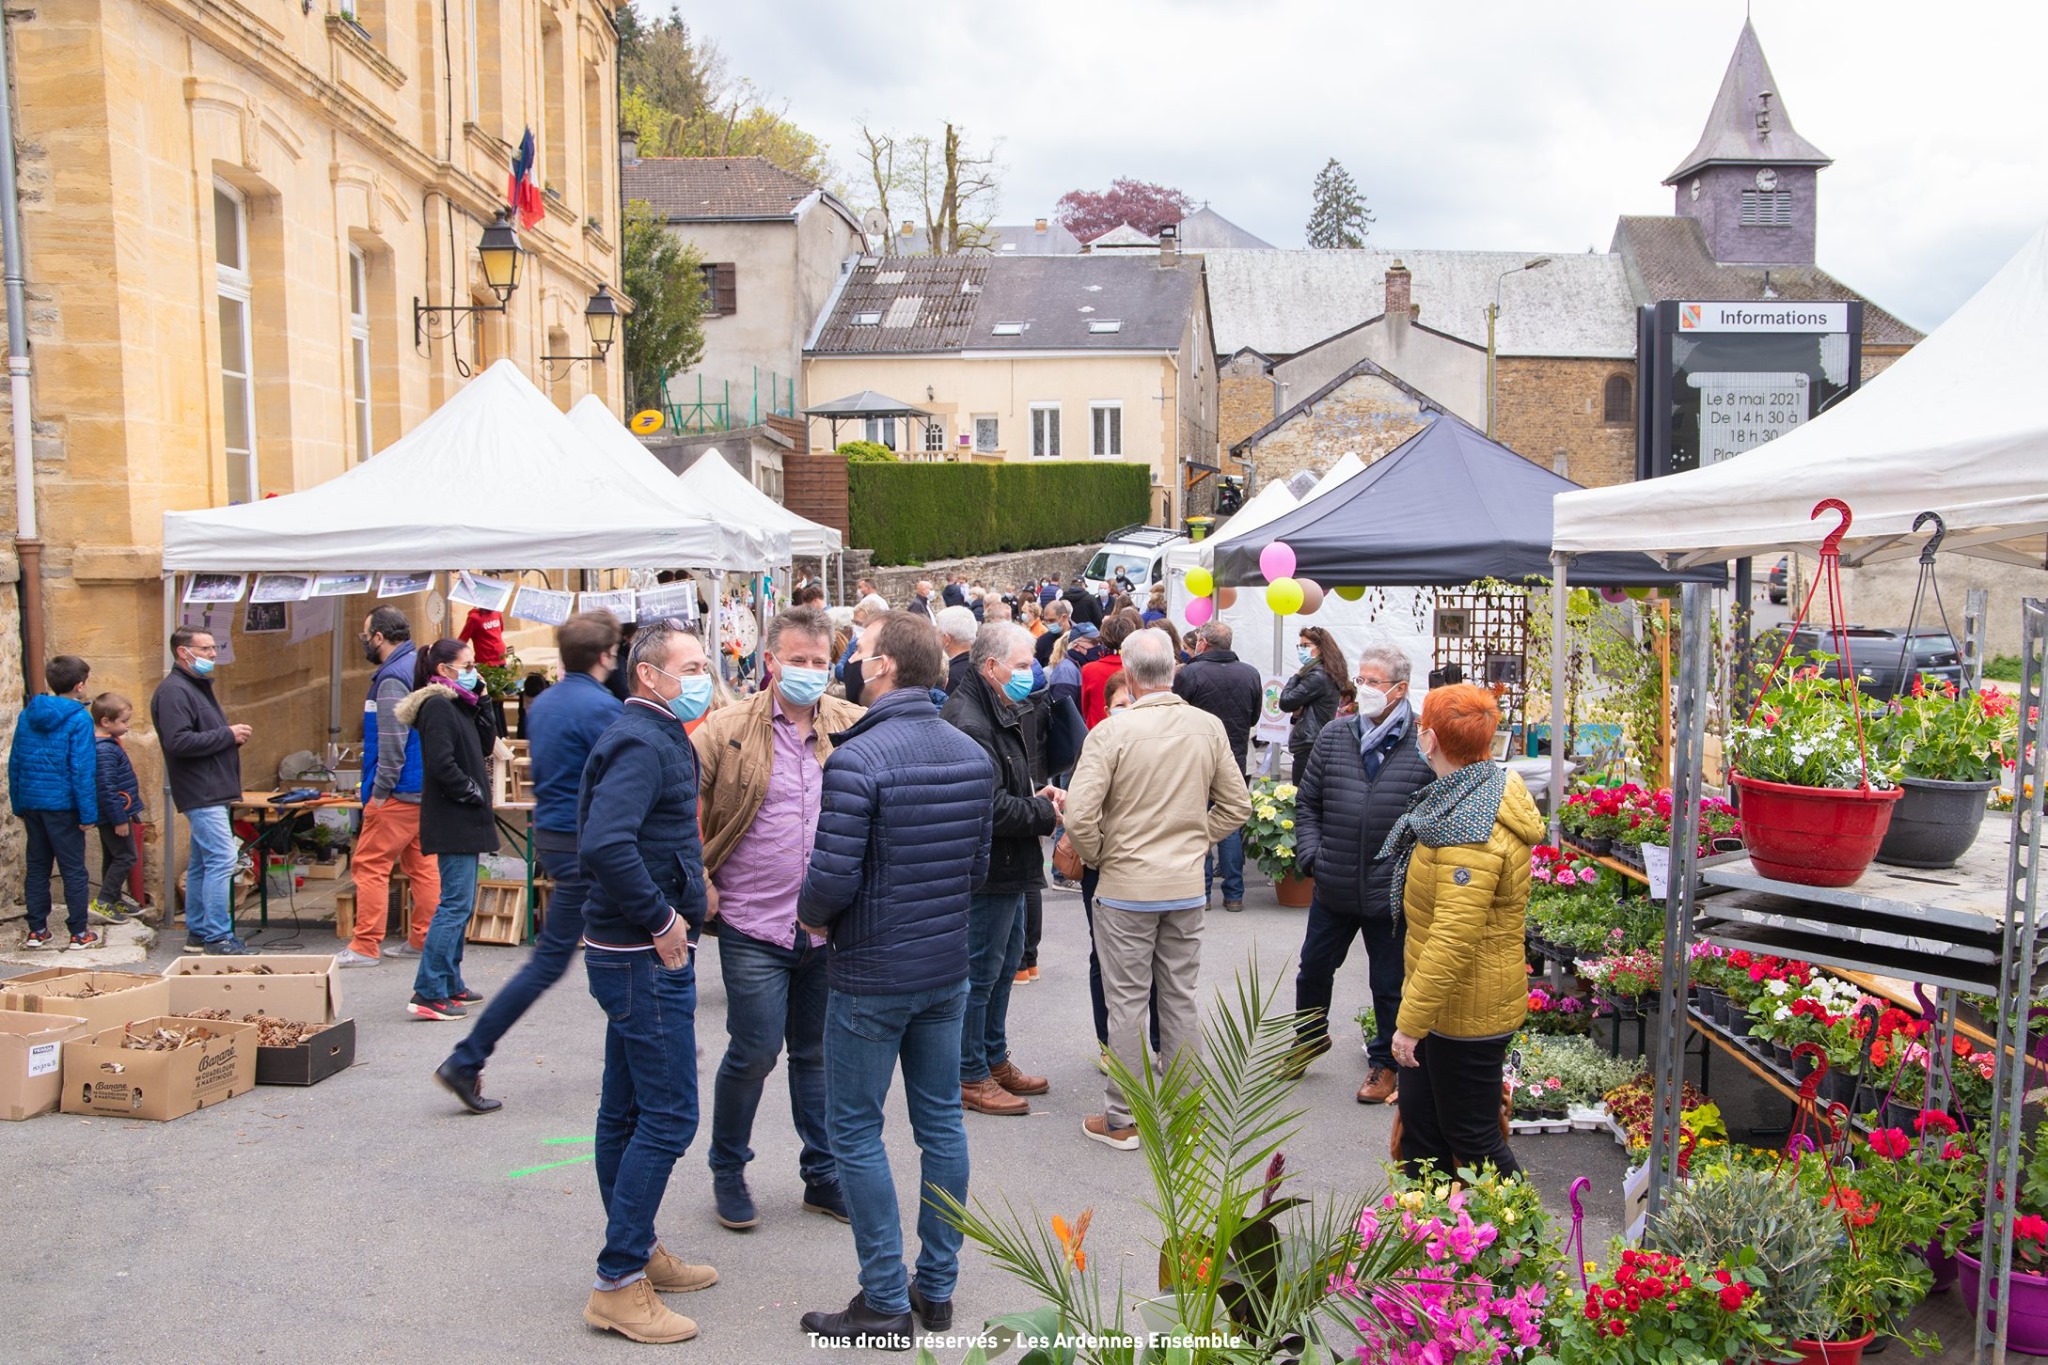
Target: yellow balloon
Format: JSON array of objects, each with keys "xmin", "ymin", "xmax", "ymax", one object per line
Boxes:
[
  {"xmin": 1625, "ymin": 585, "xmax": 1651, "ymax": 601},
  {"xmin": 1334, "ymin": 585, "xmax": 1365, "ymax": 601},
  {"xmin": 1266, "ymin": 577, "xmax": 1304, "ymax": 615},
  {"xmin": 1184, "ymin": 566, "xmax": 1214, "ymax": 598}
]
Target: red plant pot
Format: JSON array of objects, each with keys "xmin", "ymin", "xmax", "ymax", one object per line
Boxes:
[
  {"xmin": 1731, "ymin": 775, "xmax": 1902, "ymax": 888},
  {"xmin": 1274, "ymin": 873, "xmax": 1313, "ymax": 908},
  {"xmin": 1782, "ymin": 1329, "xmax": 1877, "ymax": 1365},
  {"xmin": 1956, "ymin": 1222, "xmax": 2048, "ymax": 1354}
]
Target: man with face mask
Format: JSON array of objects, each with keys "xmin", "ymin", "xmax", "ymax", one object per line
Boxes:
[
  {"xmin": 336, "ymin": 607, "xmax": 440, "ymax": 968},
  {"xmin": 691, "ymin": 607, "xmax": 863, "ymax": 1231},
  {"xmin": 1287, "ymin": 643, "xmax": 1433, "ymax": 1105},
  {"xmin": 150, "ymin": 626, "xmax": 255, "ymax": 955},
  {"xmin": 576, "ymin": 623, "xmax": 719, "ymax": 1346}
]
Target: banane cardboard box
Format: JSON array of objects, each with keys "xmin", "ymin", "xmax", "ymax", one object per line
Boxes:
[
  {"xmin": 0, "ymin": 968, "xmax": 171, "ymax": 1032},
  {"xmin": 162, "ymin": 954, "xmax": 343, "ymax": 1022},
  {"xmin": 0, "ymin": 1009, "xmax": 91, "ymax": 1120},
  {"xmin": 61, "ymin": 1016, "xmax": 258, "ymax": 1121}
]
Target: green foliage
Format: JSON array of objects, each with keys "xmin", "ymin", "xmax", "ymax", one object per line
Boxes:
[
  {"xmin": 1986, "ymin": 653, "xmax": 2024, "ymax": 683},
  {"xmin": 1870, "ymin": 677, "xmax": 2018, "ymax": 783},
  {"xmin": 1511, "ymin": 1033, "xmax": 1644, "ymax": 1108},
  {"xmin": 1643, "ymin": 1164, "xmax": 1837, "ymax": 1343},
  {"xmin": 621, "ymin": 200, "xmax": 705, "ymax": 409},
  {"xmin": 835, "ymin": 440, "xmax": 896, "ymax": 464},
  {"xmin": 1241, "ymin": 778, "xmax": 1299, "ymax": 882},
  {"xmin": 616, "ymin": 4, "xmax": 829, "ymax": 181},
  {"xmin": 1729, "ymin": 654, "xmax": 1893, "ymax": 790},
  {"xmin": 848, "ymin": 462, "xmax": 1151, "ymax": 566},
  {"xmin": 1305, "ymin": 158, "xmax": 1373, "ymax": 249}
]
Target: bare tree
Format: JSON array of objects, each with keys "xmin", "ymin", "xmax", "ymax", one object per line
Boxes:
[{"xmin": 856, "ymin": 120, "xmax": 999, "ymax": 254}]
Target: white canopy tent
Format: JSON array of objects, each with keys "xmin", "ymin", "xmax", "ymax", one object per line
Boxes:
[
  {"xmin": 1192, "ymin": 478, "xmax": 1302, "ymax": 569},
  {"xmin": 673, "ymin": 447, "xmax": 843, "ymax": 561}
]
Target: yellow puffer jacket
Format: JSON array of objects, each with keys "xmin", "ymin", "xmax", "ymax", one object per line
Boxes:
[{"xmin": 1395, "ymin": 771, "xmax": 1545, "ymax": 1041}]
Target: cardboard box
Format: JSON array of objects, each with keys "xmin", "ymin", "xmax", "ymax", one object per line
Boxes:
[
  {"xmin": 61, "ymin": 1016, "xmax": 258, "ymax": 1120},
  {"xmin": 253, "ymin": 1017, "xmax": 356, "ymax": 1086},
  {"xmin": 163, "ymin": 954, "xmax": 343, "ymax": 1023},
  {"xmin": 0, "ymin": 969, "xmax": 172, "ymax": 1033},
  {"xmin": 0, "ymin": 1009, "xmax": 91, "ymax": 1120}
]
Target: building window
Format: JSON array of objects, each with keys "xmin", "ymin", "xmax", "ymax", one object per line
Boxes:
[
  {"xmin": 1602, "ymin": 373, "xmax": 1633, "ymax": 425},
  {"xmin": 923, "ymin": 420, "xmax": 945, "ymax": 454},
  {"xmin": 582, "ymin": 64, "xmax": 605, "ymax": 226},
  {"xmin": 701, "ymin": 263, "xmax": 737, "ymax": 316},
  {"xmin": 1739, "ymin": 190, "xmax": 1793, "ymax": 227},
  {"xmin": 213, "ymin": 182, "xmax": 257, "ymax": 504},
  {"xmin": 991, "ymin": 321, "xmax": 1024, "ymax": 336},
  {"xmin": 864, "ymin": 416, "xmax": 897, "ymax": 450},
  {"xmin": 1030, "ymin": 403, "xmax": 1061, "ymax": 459},
  {"xmin": 1090, "ymin": 402, "xmax": 1123, "ymax": 458},
  {"xmin": 348, "ymin": 247, "xmax": 373, "ymax": 462},
  {"xmin": 973, "ymin": 415, "xmax": 999, "ymax": 452},
  {"xmin": 541, "ymin": 17, "xmax": 566, "ymax": 197},
  {"xmin": 1087, "ymin": 319, "xmax": 1122, "ymax": 334}
]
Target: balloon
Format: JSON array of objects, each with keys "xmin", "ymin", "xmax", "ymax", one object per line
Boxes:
[
  {"xmin": 1334, "ymin": 585, "xmax": 1365, "ymax": 602},
  {"xmin": 1296, "ymin": 579, "xmax": 1325, "ymax": 615},
  {"xmin": 1184, "ymin": 566, "xmax": 1214, "ymax": 598},
  {"xmin": 1259, "ymin": 541, "xmax": 1297, "ymax": 583},
  {"xmin": 1217, "ymin": 587, "xmax": 1238, "ymax": 608},
  {"xmin": 1599, "ymin": 586, "xmax": 1629, "ymax": 603},
  {"xmin": 1184, "ymin": 595, "xmax": 1215, "ymax": 627},
  {"xmin": 1625, "ymin": 585, "xmax": 1651, "ymax": 601},
  {"xmin": 1266, "ymin": 577, "xmax": 1305, "ymax": 615}
]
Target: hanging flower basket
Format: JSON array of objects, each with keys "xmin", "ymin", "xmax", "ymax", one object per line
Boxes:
[
  {"xmin": 1780, "ymin": 1327, "xmax": 1878, "ymax": 1365},
  {"xmin": 1956, "ymin": 1223, "xmax": 2048, "ymax": 1354},
  {"xmin": 1731, "ymin": 775, "xmax": 1901, "ymax": 888}
]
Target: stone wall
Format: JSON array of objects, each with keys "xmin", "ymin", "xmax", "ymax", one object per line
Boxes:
[
  {"xmin": 1492, "ymin": 357, "xmax": 1637, "ymax": 488},
  {"xmin": 832, "ymin": 544, "xmax": 1103, "ymax": 608},
  {"xmin": 1233, "ymin": 367, "xmax": 1431, "ymax": 486},
  {"xmin": 1218, "ymin": 353, "xmax": 1276, "ymax": 454},
  {"xmin": 0, "ymin": 550, "xmax": 22, "ymax": 928}
]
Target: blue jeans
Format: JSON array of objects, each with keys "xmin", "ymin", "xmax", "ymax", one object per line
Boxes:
[
  {"xmin": 587, "ymin": 950, "xmax": 701, "ymax": 1282},
  {"xmin": 708, "ymin": 925, "xmax": 833, "ymax": 1186},
  {"xmin": 448, "ymin": 840, "xmax": 587, "ymax": 1073},
  {"xmin": 22, "ymin": 809, "xmax": 90, "ymax": 936},
  {"xmin": 183, "ymin": 804, "xmax": 237, "ymax": 943},
  {"xmin": 1205, "ymin": 828, "xmax": 1246, "ymax": 902},
  {"xmin": 413, "ymin": 853, "xmax": 479, "ymax": 1001},
  {"xmin": 825, "ymin": 980, "xmax": 970, "ymax": 1314},
  {"xmin": 960, "ymin": 891, "xmax": 1026, "ymax": 1082}
]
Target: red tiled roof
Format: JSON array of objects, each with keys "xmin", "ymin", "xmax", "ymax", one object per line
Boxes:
[{"xmin": 622, "ymin": 156, "xmax": 820, "ymax": 221}]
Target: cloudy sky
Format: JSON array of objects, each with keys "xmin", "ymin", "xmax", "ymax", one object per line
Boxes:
[{"xmin": 664, "ymin": 0, "xmax": 2045, "ymax": 332}]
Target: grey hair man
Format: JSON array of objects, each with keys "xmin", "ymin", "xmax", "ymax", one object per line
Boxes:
[
  {"xmin": 936, "ymin": 605, "xmax": 979, "ymax": 695},
  {"xmin": 1064, "ymin": 629, "xmax": 1251, "ymax": 1149},
  {"xmin": 837, "ymin": 595, "xmax": 890, "ymax": 685},
  {"xmin": 906, "ymin": 580, "xmax": 936, "ymax": 620},
  {"xmin": 1034, "ymin": 598, "xmax": 1072, "ymax": 668}
]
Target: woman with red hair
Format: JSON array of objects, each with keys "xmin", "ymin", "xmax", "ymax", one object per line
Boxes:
[{"xmin": 1380, "ymin": 683, "xmax": 1542, "ymax": 1178}]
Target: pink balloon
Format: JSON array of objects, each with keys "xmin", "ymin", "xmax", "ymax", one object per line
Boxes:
[
  {"xmin": 1600, "ymin": 586, "xmax": 1629, "ymax": 603},
  {"xmin": 1184, "ymin": 595, "xmax": 1215, "ymax": 626},
  {"xmin": 1258, "ymin": 541, "xmax": 1297, "ymax": 583},
  {"xmin": 1297, "ymin": 578, "xmax": 1325, "ymax": 615}
]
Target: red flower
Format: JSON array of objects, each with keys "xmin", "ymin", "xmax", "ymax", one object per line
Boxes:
[
  {"xmin": 2018, "ymin": 1215, "xmax": 2048, "ymax": 1244},
  {"xmin": 1868, "ymin": 1128, "xmax": 1912, "ymax": 1161},
  {"xmin": 1604, "ymin": 1287, "xmax": 1625, "ymax": 1309},
  {"xmin": 1943, "ymin": 1142, "xmax": 1966, "ymax": 1161},
  {"xmin": 1609, "ymin": 1320, "xmax": 1627, "ymax": 1337},
  {"xmin": 1916, "ymin": 1110, "xmax": 1961, "ymax": 1136}
]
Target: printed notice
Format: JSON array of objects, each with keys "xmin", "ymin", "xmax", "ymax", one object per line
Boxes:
[
  {"xmin": 1688, "ymin": 371, "xmax": 1810, "ymax": 466},
  {"xmin": 28, "ymin": 1041, "xmax": 59, "ymax": 1077}
]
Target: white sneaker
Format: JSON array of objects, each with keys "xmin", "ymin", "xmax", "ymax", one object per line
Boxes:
[
  {"xmin": 333, "ymin": 947, "xmax": 383, "ymax": 968},
  {"xmin": 386, "ymin": 941, "xmax": 423, "ymax": 959}
]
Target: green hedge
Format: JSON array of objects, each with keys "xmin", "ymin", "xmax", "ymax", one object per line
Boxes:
[{"xmin": 849, "ymin": 462, "xmax": 1153, "ymax": 566}]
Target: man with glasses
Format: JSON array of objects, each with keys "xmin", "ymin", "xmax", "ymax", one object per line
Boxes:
[
  {"xmin": 1288, "ymin": 643, "xmax": 1432, "ymax": 1105},
  {"xmin": 150, "ymin": 627, "xmax": 256, "ymax": 955}
]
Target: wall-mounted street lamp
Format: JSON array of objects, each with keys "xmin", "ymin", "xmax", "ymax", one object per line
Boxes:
[
  {"xmin": 540, "ymin": 284, "xmax": 621, "ymax": 379},
  {"xmin": 414, "ymin": 208, "xmax": 524, "ymax": 353}
]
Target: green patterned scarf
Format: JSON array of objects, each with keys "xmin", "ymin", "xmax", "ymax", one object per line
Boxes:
[{"xmin": 1378, "ymin": 760, "xmax": 1508, "ymax": 917}]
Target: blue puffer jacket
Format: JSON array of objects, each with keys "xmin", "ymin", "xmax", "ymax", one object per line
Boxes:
[
  {"xmin": 9, "ymin": 694, "xmax": 98, "ymax": 821},
  {"xmin": 797, "ymin": 687, "xmax": 995, "ymax": 995}
]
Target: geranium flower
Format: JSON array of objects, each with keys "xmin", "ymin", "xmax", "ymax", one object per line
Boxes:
[{"xmin": 1867, "ymin": 1128, "xmax": 1912, "ymax": 1161}]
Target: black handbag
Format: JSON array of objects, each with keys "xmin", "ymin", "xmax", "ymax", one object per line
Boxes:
[{"xmin": 1042, "ymin": 695, "xmax": 1089, "ymax": 776}]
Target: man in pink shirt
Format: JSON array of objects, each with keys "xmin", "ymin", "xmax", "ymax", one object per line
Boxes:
[{"xmin": 691, "ymin": 607, "xmax": 864, "ymax": 1231}]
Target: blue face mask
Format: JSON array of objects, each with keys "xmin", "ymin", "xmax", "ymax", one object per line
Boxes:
[
  {"xmin": 191, "ymin": 656, "xmax": 216, "ymax": 677},
  {"xmin": 1298, "ymin": 646, "xmax": 1318, "ymax": 667},
  {"xmin": 1046, "ymin": 623, "xmax": 1064, "ymax": 637},
  {"xmin": 1002, "ymin": 667, "xmax": 1035, "ymax": 702},
  {"xmin": 664, "ymin": 673, "xmax": 714, "ymax": 723},
  {"xmin": 776, "ymin": 665, "xmax": 830, "ymax": 708},
  {"xmin": 456, "ymin": 667, "xmax": 481, "ymax": 691}
]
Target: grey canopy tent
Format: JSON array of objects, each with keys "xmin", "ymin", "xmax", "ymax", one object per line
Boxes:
[{"xmin": 802, "ymin": 390, "xmax": 937, "ymax": 451}]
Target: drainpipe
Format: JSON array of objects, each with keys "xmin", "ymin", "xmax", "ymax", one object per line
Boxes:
[{"xmin": 0, "ymin": 5, "xmax": 43, "ymax": 694}]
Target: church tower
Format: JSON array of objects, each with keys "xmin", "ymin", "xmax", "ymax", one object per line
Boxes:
[{"xmin": 1664, "ymin": 20, "xmax": 1831, "ymax": 266}]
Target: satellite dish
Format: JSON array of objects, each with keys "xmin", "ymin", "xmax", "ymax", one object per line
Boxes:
[
  {"xmin": 629, "ymin": 410, "xmax": 665, "ymax": 435},
  {"xmin": 861, "ymin": 208, "xmax": 888, "ymax": 240}
]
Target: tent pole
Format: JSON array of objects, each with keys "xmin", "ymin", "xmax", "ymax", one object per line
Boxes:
[
  {"xmin": 1549, "ymin": 553, "xmax": 1570, "ymax": 838},
  {"xmin": 709, "ymin": 571, "xmax": 724, "ymax": 684},
  {"xmin": 328, "ymin": 610, "xmax": 344, "ymax": 766},
  {"xmin": 160, "ymin": 573, "xmax": 177, "ymax": 921},
  {"xmin": 836, "ymin": 552, "xmax": 844, "ymax": 606}
]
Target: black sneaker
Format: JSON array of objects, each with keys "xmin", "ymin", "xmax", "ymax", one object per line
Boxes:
[
  {"xmin": 203, "ymin": 936, "xmax": 257, "ymax": 956},
  {"xmin": 407, "ymin": 995, "xmax": 466, "ymax": 1021},
  {"xmin": 451, "ymin": 987, "xmax": 484, "ymax": 1004},
  {"xmin": 182, "ymin": 934, "xmax": 208, "ymax": 954},
  {"xmin": 22, "ymin": 928, "xmax": 52, "ymax": 949}
]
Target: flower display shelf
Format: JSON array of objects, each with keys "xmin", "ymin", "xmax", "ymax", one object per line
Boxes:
[{"xmin": 1681, "ymin": 1003, "xmax": 1871, "ymax": 1135}]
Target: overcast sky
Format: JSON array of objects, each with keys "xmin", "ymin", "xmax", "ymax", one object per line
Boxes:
[{"xmin": 664, "ymin": 0, "xmax": 2045, "ymax": 333}]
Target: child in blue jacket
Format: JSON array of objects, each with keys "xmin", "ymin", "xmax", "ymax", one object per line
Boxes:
[
  {"xmin": 91, "ymin": 692, "xmax": 146, "ymax": 924},
  {"xmin": 8, "ymin": 655, "xmax": 101, "ymax": 948}
]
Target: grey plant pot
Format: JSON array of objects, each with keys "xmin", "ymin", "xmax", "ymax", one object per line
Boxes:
[{"xmin": 1875, "ymin": 776, "xmax": 2000, "ymax": 870}]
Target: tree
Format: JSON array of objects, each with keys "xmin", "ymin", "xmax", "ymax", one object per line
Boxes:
[
  {"xmin": 856, "ymin": 121, "xmax": 1000, "ymax": 253},
  {"xmin": 621, "ymin": 199, "xmax": 705, "ymax": 410},
  {"xmin": 616, "ymin": 3, "xmax": 830, "ymax": 183},
  {"xmin": 1054, "ymin": 179, "xmax": 1193, "ymax": 245},
  {"xmin": 1305, "ymin": 158, "xmax": 1374, "ymax": 249}
]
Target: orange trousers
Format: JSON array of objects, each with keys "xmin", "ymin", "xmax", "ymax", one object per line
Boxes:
[{"xmin": 349, "ymin": 799, "xmax": 440, "ymax": 957}]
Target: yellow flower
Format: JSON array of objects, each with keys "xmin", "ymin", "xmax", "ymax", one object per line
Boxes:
[
  {"xmin": 1280, "ymin": 819, "xmax": 1294, "ymax": 830},
  {"xmin": 1273, "ymin": 784, "xmax": 1298, "ymax": 800},
  {"xmin": 1257, "ymin": 805, "xmax": 1279, "ymax": 820}
]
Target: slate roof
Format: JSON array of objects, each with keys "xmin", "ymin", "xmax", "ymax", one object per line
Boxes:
[
  {"xmin": 1176, "ymin": 206, "xmax": 1274, "ymax": 251},
  {"xmin": 1612, "ymin": 216, "xmax": 1923, "ymax": 347},
  {"xmin": 892, "ymin": 220, "xmax": 1083, "ymax": 255},
  {"xmin": 1086, "ymin": 223, "xmax": 1161, "ymax": 249},
  {"xmin": 1203, "ymin": 249, "xmax": 1637, "ymax": 359},
  {"xmin": 1228, "ymin": 356, "xmax": 1449, "ymax": 457},
  {"xmin": 1666, "ymin": 20, "xmax": 1831, "ymax": 183},
  {"xmin": 809, "ymin": 254, "xmax": 1201, "ymax": 356},
  {"xmin": 623, "ymin": 156, "xmax": 850, "ymax": 224}
]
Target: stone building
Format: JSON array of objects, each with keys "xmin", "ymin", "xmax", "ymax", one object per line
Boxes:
[
  {"xmin": 1225, "ymin": 358, "xmax": 1440, "ymax": 486},
  {"xmin": 0, "ymin": 0, "xmax": 625, "ymax": 913}
]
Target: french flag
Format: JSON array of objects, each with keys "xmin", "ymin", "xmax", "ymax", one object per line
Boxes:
[{"xmin": 508, "ymin": 129, "xmax": 544, "ymax": 230}]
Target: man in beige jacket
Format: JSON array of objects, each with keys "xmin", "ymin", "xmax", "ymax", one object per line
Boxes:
[{"xmin": 1063, "ymin": 629, "xmax": 1252, "ymax": 1149}]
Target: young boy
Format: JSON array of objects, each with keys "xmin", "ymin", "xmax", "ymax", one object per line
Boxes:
[
  {"xmin": 8, "ymin": 655, "xmax": 102, "ymax": 949},
  {"xmin": 90, "ymin": 692, "xmax": 145, "ymax": 925}
]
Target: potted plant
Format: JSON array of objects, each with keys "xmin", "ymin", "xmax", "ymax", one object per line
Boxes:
[
  {"xmin": 1357, "ymin": 1168, "xmax": 1558, "ymax": 1359},
  {"xmin": 1852, "ymin": 1115, "xmax": 1985, "ymax": 1295},
  {"xmin": 1535, "ymin": 1246, "xmax": 1771, "ymax": 1365},
  {"xmin": 1729, "ymin": 662, "xmax": 1903, "ymax": 887},
  {"xmin": 1577, "ymin": 944, "xmax": 1662, "ymax": 1019},
  {"xmin": 1243, "ymin": 778, "xmax": 1311, "ymax": 907},
  {"xmin": 1872, "ymin": 679, "xmax": 2017, "ymax": 868},
  {"xmin": 1523, "ymin": 985, "xmax": 1592, "ymax": 1037}
]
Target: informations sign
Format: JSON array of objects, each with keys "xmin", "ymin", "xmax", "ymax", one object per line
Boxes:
[{"xmin": 1687, "ymin": 371, "xmax": 1810, "ymax": 466}]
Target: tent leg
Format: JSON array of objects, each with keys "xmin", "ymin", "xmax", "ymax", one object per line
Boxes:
[
  {"xmin": 709, "ymin": 571, "xmax": 724, "ymax": 683},
  {"xmin": 328, "ymin": 613, "xmax": 344, "ymax": 766},
  {"xmin": 836, "ymin": 553, "xmax": 844, "ymax": 607},
  {"xmin": 1548, "ymin": 554, "xmax": 1569, "ymax": 836},
  {"xmin": 160, "ymin": 574, "xmax": 178, "ymax": 922}
]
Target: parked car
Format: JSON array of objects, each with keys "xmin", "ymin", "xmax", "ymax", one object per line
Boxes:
[
  {"xmin": 1762, "ymin": 625, "xmax": 1964, "ymax": 700},
  {"xmin": 1767, "ymin": 556, "xmax": 1788, "ymax": 604},
  {"xmin": 1084, "ymin": 524, "xmax": 1186, "ymax": 599}
]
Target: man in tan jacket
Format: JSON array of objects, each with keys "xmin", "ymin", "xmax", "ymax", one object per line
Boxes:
[
  {"xmin": 692, "ymin": 606, "xmax": 864, "ymax": 1231},
  {"xmin": 1063, "ymin": 629, "xmax": 1252, "ymax": 1150}
]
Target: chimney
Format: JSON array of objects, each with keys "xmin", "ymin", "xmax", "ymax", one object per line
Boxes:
[
  {"xmin": 1159, "ymin": 222, "xmax": 1178, "ymax": 265},
  {"xmin": 899, "ymin": 220, "xmax": 914, "ymax": 238},
  {"xmin": 1384, "ymin": 260, "xmax": 1411, "ymax": 321},
  {"xmin": 1034, "ymin": 217, "xmax": 1048, "ymax": 234}
]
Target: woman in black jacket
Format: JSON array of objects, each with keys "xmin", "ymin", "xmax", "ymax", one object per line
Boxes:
[
  {"xmin": 1279, "ymin": 627, "xmax": 1348, "ymax": 784},
  {"xmin": 395, "ymin": 638, "xmax": 500, "ymax": 1020}
]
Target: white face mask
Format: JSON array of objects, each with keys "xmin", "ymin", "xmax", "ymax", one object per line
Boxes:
[{"xmin": 1357, "ymin": 683, "xmax": 1395, "ymax": 719}]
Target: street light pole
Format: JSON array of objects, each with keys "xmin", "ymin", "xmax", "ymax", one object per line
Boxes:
[{"xmin": 1487, "ymin": 257, "xmax": 1551, "ymax": 440}]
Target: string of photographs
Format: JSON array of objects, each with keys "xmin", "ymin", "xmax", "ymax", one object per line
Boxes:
[{"xmin": 179, "ymin": 572, "xmax": 699, "ymax": 630}]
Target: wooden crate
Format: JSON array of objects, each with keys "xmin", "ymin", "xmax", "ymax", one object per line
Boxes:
[
  {"xmin": 490, "ymin": 754, "xmax": 536, "ymax": 807},
  {"xmin": 465, "ymin": 880, "xmax": 529, "ymax": 946},
  {"xmin": 333, "ymin": 875, "xmax": 409, "ymax": 939}
]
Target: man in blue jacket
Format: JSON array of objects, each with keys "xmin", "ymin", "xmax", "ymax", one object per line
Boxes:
[
  {"xmin": 796, "ymin": 612, "xmax": 996, "ymax": 1350},
  {"xmin": 337, "ymin": 607, "xmax": 439, "ymax": 967},
  {"xmin": 10, "ymin": 654, "xmax": 101, "ymax": 949},
  {"xmin": 575, "ymin": 622, "xmax": 719, "ymax": 1346},
  {"xmin": 437, "ymin": 610, "xmax": 623, "ymax": 1114}
]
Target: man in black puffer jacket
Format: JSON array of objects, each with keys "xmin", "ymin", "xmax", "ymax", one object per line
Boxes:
[
  {"xmin": 797, "ymin": 612, "xmax": 995, "ymax": 1349},
  {"xmin": 1289, "ymin": 644, "xmax": 1432, "ymax": 1105},
  {"xmin": 942, "ymin": 621, "xmax": 1058, "ymax": 1118}
]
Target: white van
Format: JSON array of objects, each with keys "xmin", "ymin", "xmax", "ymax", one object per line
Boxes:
[{"xmin": 1084, "ymin": 525, "xmax": 1187, "ymax": 599}]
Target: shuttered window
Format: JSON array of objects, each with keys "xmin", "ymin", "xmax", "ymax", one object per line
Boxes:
[
  {"xmin": 699, "ymin": 262, "xmax": 738, "ymax": 315},
  {"xmin": 1739, "ymin": 190, "xmax": 1793, "ymax": 227}
]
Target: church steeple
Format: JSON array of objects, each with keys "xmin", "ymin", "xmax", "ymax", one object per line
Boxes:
[{"xmin": 1665, "ymin": 21, "xmax": 1830, "ymax": 266}]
